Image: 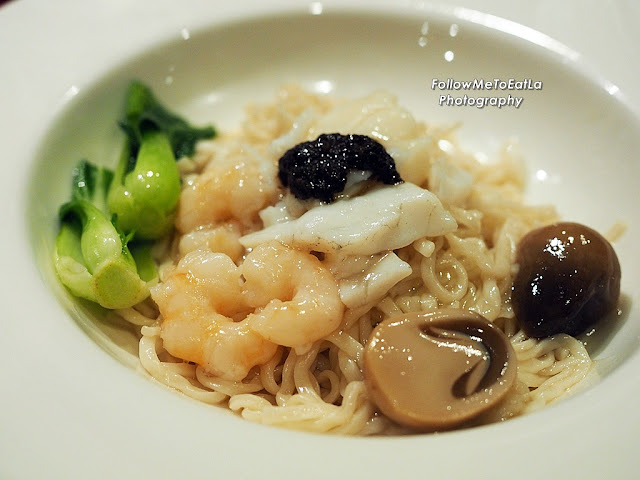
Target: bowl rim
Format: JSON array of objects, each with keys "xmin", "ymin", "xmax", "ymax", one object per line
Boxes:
[{"xmin": 2, "ymin": 1, "xmax": 640, "ymax": 479}]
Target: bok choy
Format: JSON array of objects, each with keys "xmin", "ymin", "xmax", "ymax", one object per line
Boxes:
[{"xmin": 54, "ymin": 81, "xmax": 216, "ymax": 309}]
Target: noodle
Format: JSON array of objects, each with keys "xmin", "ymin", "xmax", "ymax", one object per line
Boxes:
[{"xmin": 118, "ymin": 85, "xmax": 596, "ymax": 434}]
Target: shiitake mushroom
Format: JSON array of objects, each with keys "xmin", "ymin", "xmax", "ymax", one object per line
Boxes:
[
  {"xmin": 512, "ymin": 222, "xmax": 621, "ymax": 338},
  {"xmin": 363, "ymin": 308, "xmax": 517, "ymax": 431}
]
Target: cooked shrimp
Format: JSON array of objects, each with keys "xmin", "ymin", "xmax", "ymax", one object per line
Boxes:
[
  {"xmin": 176, "ymin": 141, "xmax": 280, "ymax": 234},
  {"xmin": 242, "ymin": 241, "xmax": 345, "ymax": 349},
  {"xmin": 151, "ymin": 249, "xmax": 278, "ymax": 381},
  {"xmin": 151, "ymin": 241, "xmax": 345, "ymax": 381},
  {"xmin": 177, "ymin": 221, "xmax": 244, "ymax": 262}
]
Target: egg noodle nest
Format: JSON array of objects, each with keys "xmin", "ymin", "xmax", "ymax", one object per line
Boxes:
[{"xmin": 113, "ymin": 86, "xmax": 593, "ymax": 435}]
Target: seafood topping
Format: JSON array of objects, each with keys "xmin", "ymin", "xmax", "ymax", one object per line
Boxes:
[
  {"xmin": 151, "ymin": 241, "xmax": 344, "ymax": 381},
  {"xmin": 277, "ymin": 133, "xmax": 403, "ymax": 203},
  {"xmin": 512, "ymin": 222, "xmax": 621, "ymax": 338},
  {"xmin": 240, "ymin": 183, "xmax": 457, "ymax": 255},
  {"xmin": 363, "ymin": 308, "xmax": 517, "ymax": 431}
]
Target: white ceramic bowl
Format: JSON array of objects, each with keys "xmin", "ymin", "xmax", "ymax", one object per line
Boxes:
[{"xmin": 2, "ymin": 1, "xmax": 639, "ymax": 478}]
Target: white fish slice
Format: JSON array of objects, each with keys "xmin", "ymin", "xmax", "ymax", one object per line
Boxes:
[
  {"xmin": 335, "ymin": 252, "xmax": 412, "ymax": 309},
  {"xmin": 240, "ymin": 183, "xmax": 457, "ymax": 256}
]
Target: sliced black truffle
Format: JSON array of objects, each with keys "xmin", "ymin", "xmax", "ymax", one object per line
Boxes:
[{"xmin": 278, "ymin": 133, "xmax": 403, "ymax": 203}]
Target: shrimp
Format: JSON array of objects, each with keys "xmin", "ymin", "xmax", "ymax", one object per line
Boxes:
[
  {"xmin": 175, "ymin": 141, "xmax": 280, "ymax": 234},
  {"xmin": 177, "ymin": 221, "xmax": 244, "ymax": 262},
  {"xmin": 151, "ymin": 241, "xmax": 345, "ymax": 381},
  {"xmin": 243, "ymin": 241, "xmax": 345, "ymax": 349},
  {"xmin": 151, "ymin": 249, "xmax": 277, "ymax": 381}
]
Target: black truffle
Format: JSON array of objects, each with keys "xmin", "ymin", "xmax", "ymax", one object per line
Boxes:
[{"xmin": 278, "ymin": 133, "xmax": 403, "ymax": 203}]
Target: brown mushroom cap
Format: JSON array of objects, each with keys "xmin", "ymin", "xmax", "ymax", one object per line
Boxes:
[
  {"xmin": 363, "ymin": 308, "xmax": 517, "ymax": 431},
  {"xmin": 512, "ymin": 222, "xmax": 621, "ymax": 338}
]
